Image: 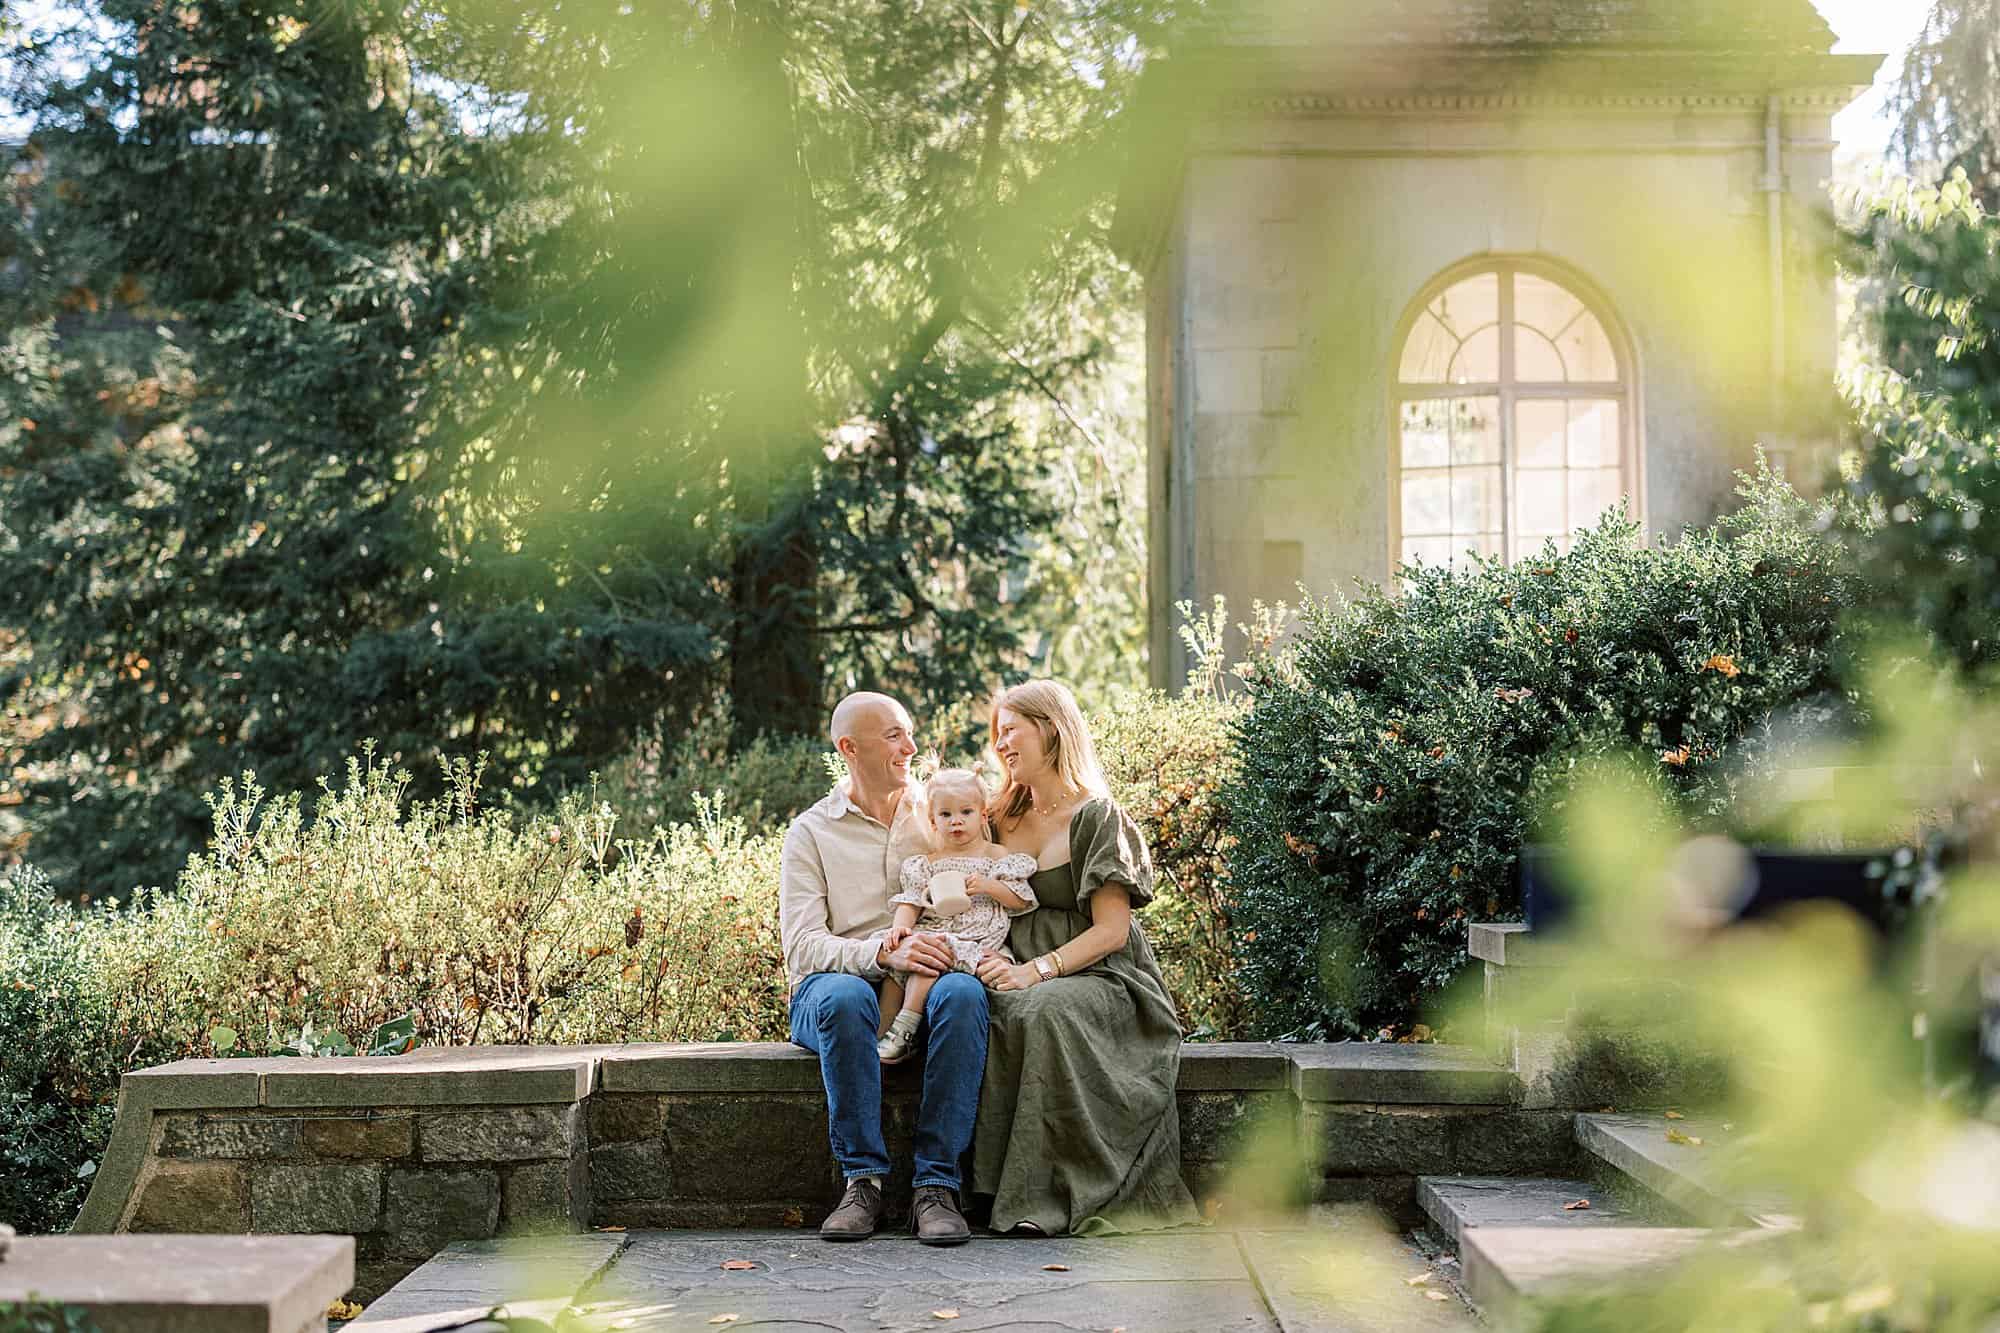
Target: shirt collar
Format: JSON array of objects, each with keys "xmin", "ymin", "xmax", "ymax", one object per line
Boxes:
[{"xmin": 824, "ymin": 777, "xmax": 914, "ymax": 826}]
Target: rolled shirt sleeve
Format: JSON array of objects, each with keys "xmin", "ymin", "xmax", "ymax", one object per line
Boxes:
[{"xmin": 780, "ymin": 820, "xmax": 887, "ymax": 983}]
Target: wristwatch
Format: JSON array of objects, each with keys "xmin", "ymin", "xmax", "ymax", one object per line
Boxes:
[{"xmin": 1033, "ymin": 955, "xmax": 1058, "ymax": 982}]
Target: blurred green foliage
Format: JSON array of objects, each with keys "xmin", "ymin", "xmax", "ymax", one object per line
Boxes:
[
  {"xmin": 0, "ymin": 0, "xmax": 1175, "ymax": 895},
  {"xmin": 1491, "ymin": 657, "xmax": 2000, "ymax": 1332}
]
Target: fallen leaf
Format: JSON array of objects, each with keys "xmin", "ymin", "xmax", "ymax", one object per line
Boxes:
[
  {"xmin": 595, "ymin": 1225, "xmax": 627, "ymax": 1232},
  {"xmin": 1665, "ymin": 1129, "xmax": 1705, "ymax": 1147},
  {"xmin": 708, "ymin": 1317, "xmax": 739, "ymax": 1326},
  {"xmin": 1562, "ymin": 1199, "xmax": 1591, "ymax": 1211},
  {"xmin": 781, "ymin": 1205, "xmax": 805, "ymax": 1228},
  {"xmin": 1041, "ymin": 1264, "xmax": 1070, "ymax": 1272},
  {"xmin": 720, "ymin": 1259, "xmax": 757, "ymax": 1271},
  {"xmin": 326, "ymin": 1298, "xmax": 363, "ymax": 1319},
  {"xmin": 931, "ymin": 1311, "xmax": 961, "ymax": 1321},
  {"xmin": 1405, "ymin": 1272, "xmax": 1432, "ymax": 1286},
  {"xmin": 1425, "ymin": 1290, "xmax": 1451, "ymax": 1302},
  {"xmin": 1664, "ymin": 1110, "xmax": 1686, "ymax": 1120}
]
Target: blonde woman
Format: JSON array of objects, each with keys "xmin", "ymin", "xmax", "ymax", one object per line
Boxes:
[{"xmin": 970, "ymin": 679, "xmax": 1198, "ymax": 1235}]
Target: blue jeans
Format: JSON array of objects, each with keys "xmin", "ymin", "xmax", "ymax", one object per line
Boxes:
[{"xmin": 789, "ymin": 970, "xmax": 987, "ymax": 1190}]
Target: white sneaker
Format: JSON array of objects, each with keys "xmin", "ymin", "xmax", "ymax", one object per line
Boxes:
[{"xmin": 877, "ymin": 1011, "xmax": 921, "ymax": 1064}]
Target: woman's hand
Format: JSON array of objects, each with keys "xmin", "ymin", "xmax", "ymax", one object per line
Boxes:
[{"xmin": 975, "ymin": 954, "xmax": 1039, "ymax": 991}]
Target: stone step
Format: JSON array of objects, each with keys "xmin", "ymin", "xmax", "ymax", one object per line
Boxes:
[
  {"xmin": 1416, "ymin": 1175, "xmax": 1667, "ymax": 1247},
  {"xmin": 1418, "ymin": 1175, "xmax": 1707, "ymax": 1315},
  {"xmin": 1457, "ymin": 1224, "xmax": 1720, "ymax": 1315},
  {"xmin": 1573, "ymin": 1113, "xmax": 1795, "ymax": 1228},
  {"xmin": 0, "ymin": 1234, "xmax": 352, "ymax": 1333},
  {"xmin": 345, "ymin": 1233, "xmax": 630, "ymax": 1331}
]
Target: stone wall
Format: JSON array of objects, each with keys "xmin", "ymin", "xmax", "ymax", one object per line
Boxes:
[{"xmin": 77, "ymin": 1040, "xmax": 1584, "ymax": 1301}]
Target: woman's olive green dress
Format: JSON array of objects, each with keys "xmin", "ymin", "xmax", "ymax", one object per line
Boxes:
[{"xmin": 972, "ymin": 796, "xmax": 1200, "ymax": 1235}]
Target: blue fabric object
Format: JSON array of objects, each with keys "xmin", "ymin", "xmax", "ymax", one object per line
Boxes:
[{"xmin": 790, "ymin": 970, "xmax": 987, "ymax": 1189}]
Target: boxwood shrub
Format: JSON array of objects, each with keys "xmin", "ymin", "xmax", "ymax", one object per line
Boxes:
[{"xmin": 1226, "ymin": 476, "xmax": 1855, "ymax": 1039}]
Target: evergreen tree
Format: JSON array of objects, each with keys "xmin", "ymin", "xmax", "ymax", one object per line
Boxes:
[
  {"xmin": 1, "ymin": 0, "xmax": 1175, "ymax": 892},
  {"xmin": 1893, "ymin": 0, "xmax": 2000, "ymax": 207}
]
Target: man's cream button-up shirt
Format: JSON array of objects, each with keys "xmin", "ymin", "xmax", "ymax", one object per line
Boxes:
[{"xmin": 780, "ymin": 780, "xmax": 931, "ymax": 989}]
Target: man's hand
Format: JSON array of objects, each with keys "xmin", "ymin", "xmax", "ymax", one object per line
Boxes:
[{"xmin": 879, "ymin": 930, "xmax": 954, "ymax": 977}]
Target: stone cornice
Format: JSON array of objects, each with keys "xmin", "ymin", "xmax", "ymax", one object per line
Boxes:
[{"xmin": 1225, "ymin": 87, "xmax": 1863, "ymax": 116}]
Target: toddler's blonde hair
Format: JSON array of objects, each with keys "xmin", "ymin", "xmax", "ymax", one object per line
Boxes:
[{"xmin": 917, "ymin": 768, "xmax": 990, "ymax": 851}]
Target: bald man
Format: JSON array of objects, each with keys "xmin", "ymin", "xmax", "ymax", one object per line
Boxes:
[{"xmin": 780, "ymin": 691, "xmax": 986, "ymax": 1245}]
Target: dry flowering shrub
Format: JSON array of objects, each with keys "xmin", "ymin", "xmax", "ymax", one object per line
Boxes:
[
  {"xmin": 1092, "ymin": 690, "xmax": 1248, "ymax": 1040},
  {"xmin": 78, "ymin": 751, "xmax": 793, "ymax": 1068}
]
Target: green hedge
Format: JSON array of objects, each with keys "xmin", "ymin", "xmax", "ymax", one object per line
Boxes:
[{"xmin": 1226, "ymin": 477, "xmax": 1855, "ymax": 1040}]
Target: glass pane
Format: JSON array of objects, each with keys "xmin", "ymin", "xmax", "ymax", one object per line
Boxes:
[
  {"xmin": 1432, "ymin": 273, "xmax": 1499, "ymax": 341},
  {"xmin": 1516, "ymin": 400, "xmax": 1567, "ymax": 467},
  {"xmin": 1559, "ymin": 310, "xmax": 1619, "ymax": 382},
  {"xmin": 1516, "ymin": 274, "xmax": 1586, "ymax": 344},
  {"xmin": 1568, "ymin": 400, "xmax": 1621, "ymax": 467},
  {"xmin": 1517, "ymin": 469, "xmax": 1566, "ymax": 536},
  {"xmin": 1462, "ymin": 532, "xmax": 1504, "ymax": 562},
  {"xmin": 1399, "ymin": 400, "xmax": 1450, "ymax": 467},
  {"xmin": 1400, "ymin": 312, "xmax": 1455, "ymax": 384},
  {"xmin": 1516, "ymin": 328, "xmax": 1566, "ymax": 381},
  {"xmin": 1401, "ymin": 470, "xmax": 1452, "ymax": 537},
  {"xmin": 1449, "ymin": 326, "xmax": 1500, "ymax": 383},
  {"xmin": 1451, "ymin": 466, "xmax": 1503, "ymax": 535},
  {"xmin": 1450, "ymin": 397, "xmax": 1501, "ymax": 464},
  {"xmin": 1571, "ymin": 467, "xmax": 1625, "ymax": 527},
  {"xmin": 1402, "ymin": 536, "xmax": 1453, "ymax": 568}
]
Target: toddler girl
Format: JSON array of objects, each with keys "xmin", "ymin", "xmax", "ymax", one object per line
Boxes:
[{"xmin": 876, "ymin": 767, "xmax": 1039, "ymax": 1063}]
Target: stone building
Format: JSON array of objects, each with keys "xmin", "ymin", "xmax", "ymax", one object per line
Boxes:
[{"xmin": 1113, "ymin": 0, "xmax": 1882, "ymax": 686}]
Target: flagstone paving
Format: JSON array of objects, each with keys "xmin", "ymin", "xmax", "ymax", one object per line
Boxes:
[{"xmin": 349, "ymin": 1206, "xmax": 1479, "ymax": 1333}]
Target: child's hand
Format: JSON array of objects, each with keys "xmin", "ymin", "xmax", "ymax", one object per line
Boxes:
[
  {"xmin": 885, "ymin": 924, "xmax": 913, "ymax": 951},
  {"xmin": 964, "ymin": 874, "xmax": 998, "ymax": 898}
]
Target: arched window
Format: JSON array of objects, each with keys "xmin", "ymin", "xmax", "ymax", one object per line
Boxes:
[{"xmin": 1393, "ymin": 261, "xmax": 1636, "ymax": 569}]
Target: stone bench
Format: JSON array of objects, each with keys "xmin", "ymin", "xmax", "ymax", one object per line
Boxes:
[
  {"xmin": 76, "ymin": 1040, "xmax": 1582, "ymax": 1301},
  {"xmin": 0, "ymin": 1234, "xmax": 353, "ymax": 1333}
]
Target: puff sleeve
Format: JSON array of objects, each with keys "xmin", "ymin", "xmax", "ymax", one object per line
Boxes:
[
  {"xmin": 890, "ymin": 854, "xmax": 932, "ymax": 910},
  {"xmin": 990, "ymin": 852, "xmax": 1041, "ymax": 916},
  {"xmin": 1072, "ymin": 797, "xmax": 1155, "ymax": 912}
]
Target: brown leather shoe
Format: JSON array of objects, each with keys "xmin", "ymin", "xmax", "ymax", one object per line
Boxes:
[
  {"xmin": 911, "ymin": 1184, "xmax": 972, "ymax": 1246},
  {"xmin": 819, "ymin": 1177, "xmax": 884, "ymax": 1241}
]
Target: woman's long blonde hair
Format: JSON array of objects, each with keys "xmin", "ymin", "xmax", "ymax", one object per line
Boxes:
[{"xmin": 988, "ymin": 679, "xmax": 1111, "ymax": 824}]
